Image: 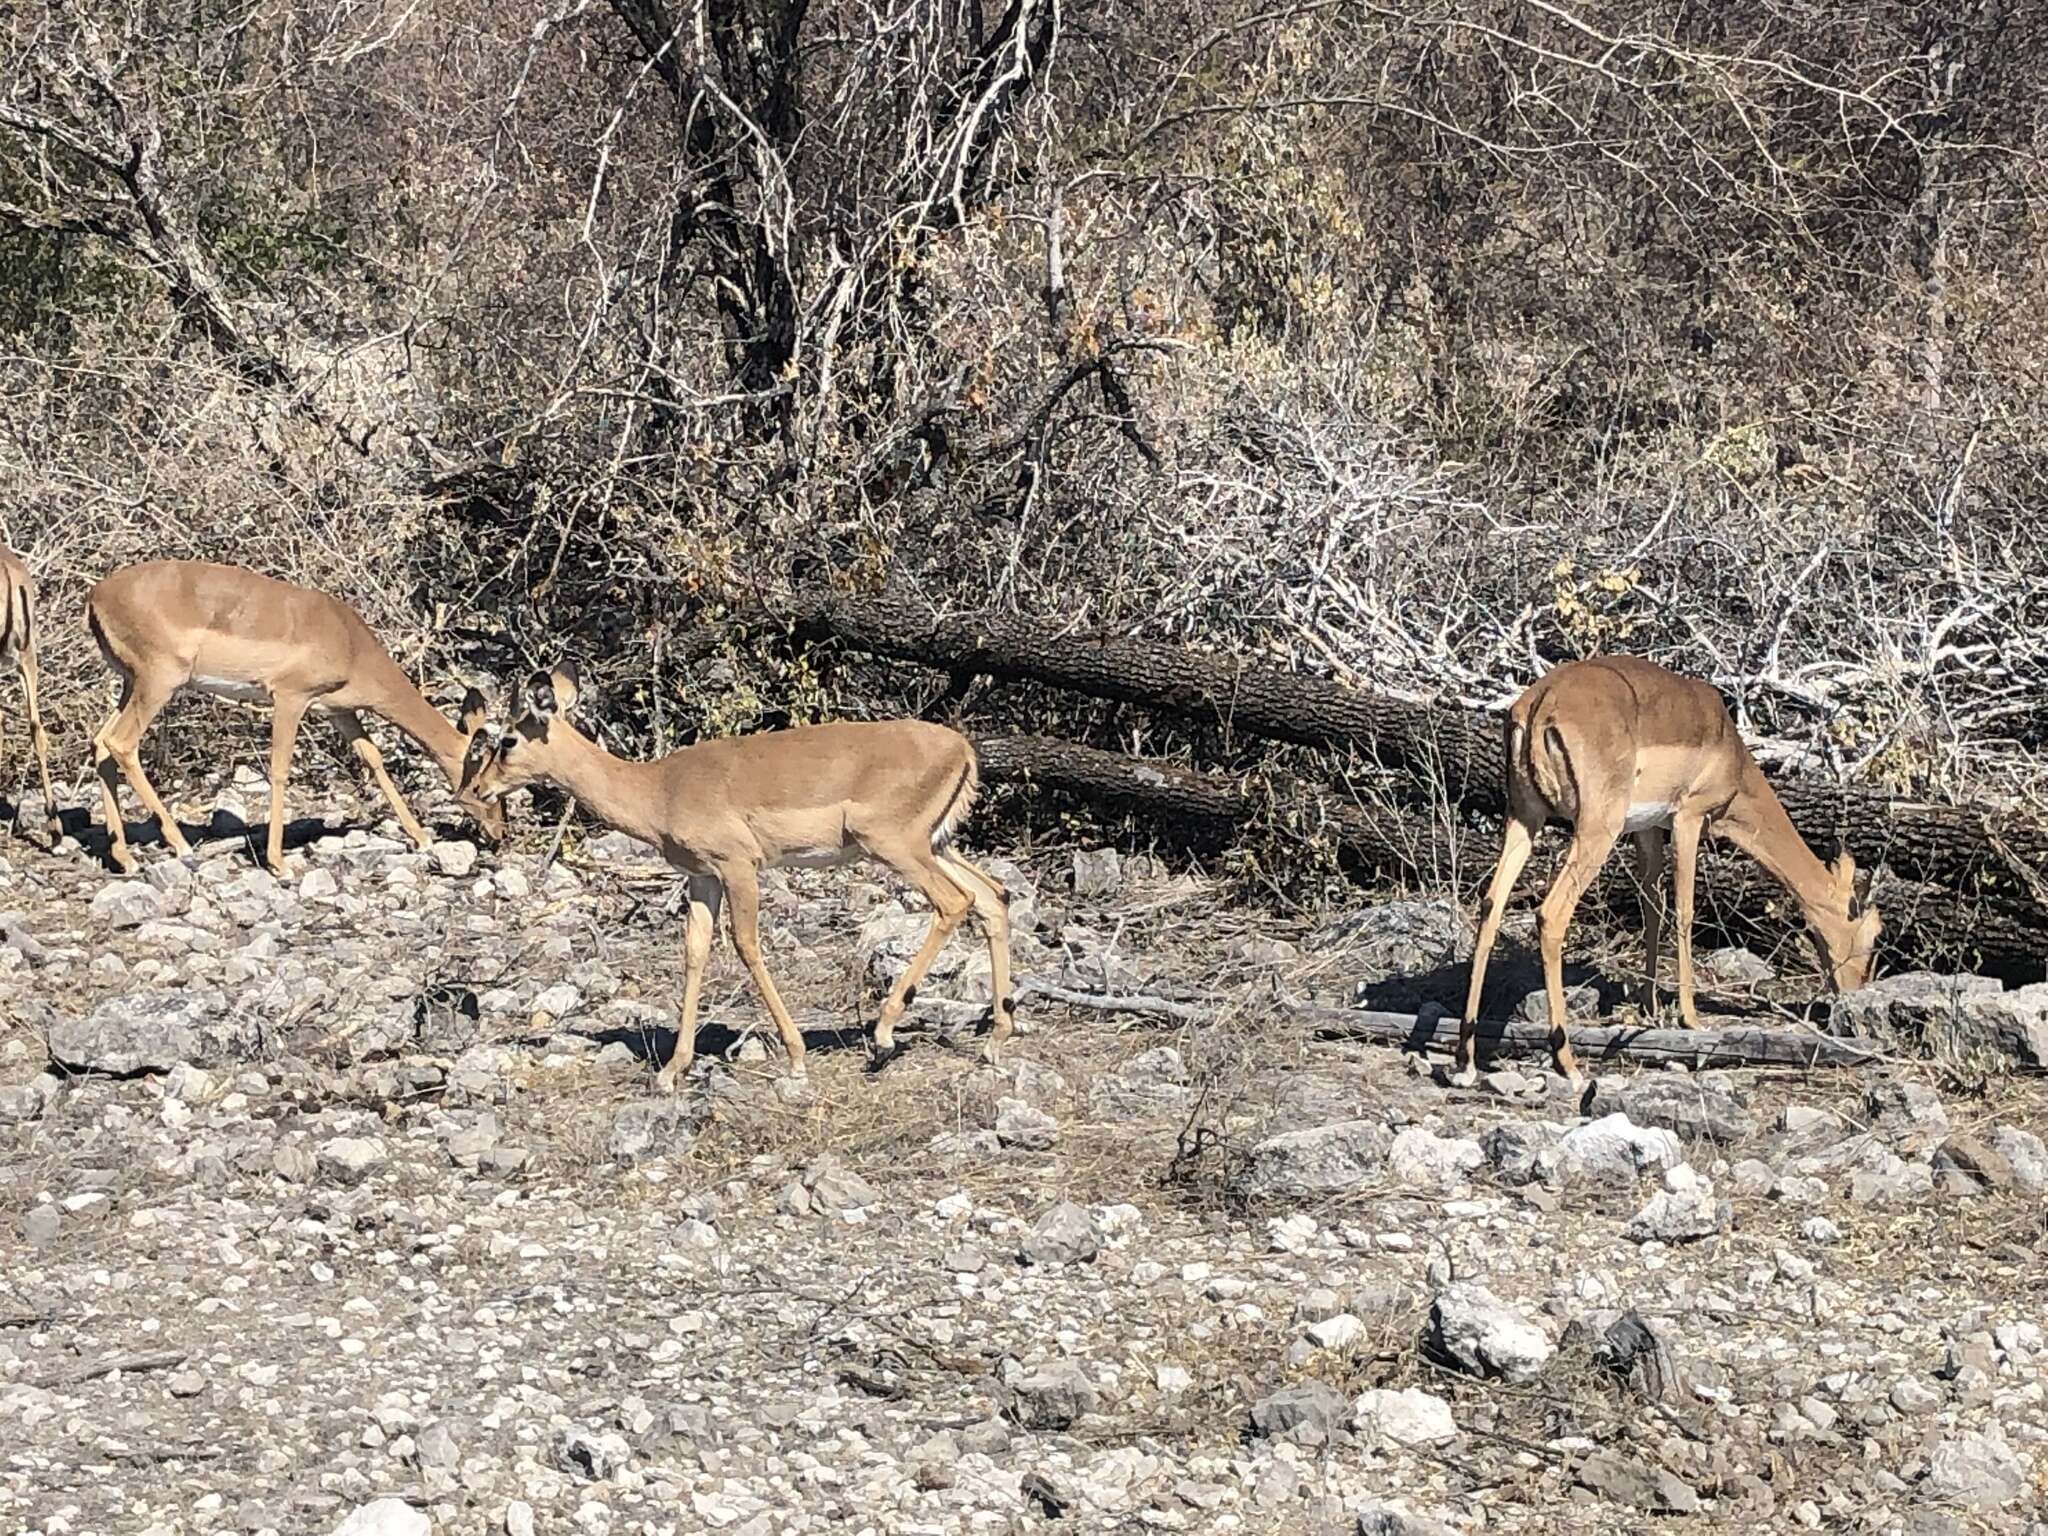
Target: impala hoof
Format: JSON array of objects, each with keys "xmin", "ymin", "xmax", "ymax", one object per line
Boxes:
[{"xmin": 866, "ymin": 1042, "xmax": 908, "ymax": 1075}]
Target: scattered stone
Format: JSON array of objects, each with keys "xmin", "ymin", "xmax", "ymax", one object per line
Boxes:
[
  {"xmin": 1233, "ymin": 1119, "xmax": 1392, "ymax": 1200},
  {"xmin": 1625, "ymin": 1165, "xmax": 1730, "ymax": 1244},
  {"xmin": 89, "ymin": 880, "xmax": 165, "ymax": 929},
  {"xmin": 1319, "ymin": 901, "xmax": 1466, "ymax": 980},
  {"xmin": 1573, "ymin": 1451, "xmax": 1701, "ymax": 1513},
  {"xmin": 1305, "ymin": 1314, "xmax": 1366, "ymax": 1352},
  {"xmin": 1987, "ymin": 1126, "xmax": 2048, "ymax": 1193},
  {"xmin": 994, "ymin": 1098, "xmax": 1058, "ymax": 1150},
  {"xmin": 1006, "ymin": 1361, "xmax": 1099, "ymax": 1429},
  {"xmin": 1615, "ymin": 1075, "xmax": 1757, "ymax": 1143},
  {"xmin": 46, "ymin": 989, "xmax": 257, "ymax": 1076},
  {"xmin": 550, "ymin": 1427, "xmax": 630, "ymax": 1481},
  {"xmin": 1924, "ymin": 1428, "xmax": 2029, "ymax": 1510},
  {"xmin": 802, "ymin": 1155, "xmax": 879, "ymax": 1216},
  {"xmin": 1352, "ymin": 1387, "xmax": 1458, "ymax": 1448},
  {"xmin": 1928, "ymin": 1133, "xmax": 2011, "ymax": 1194},
  {"xmin": 1425, "ymin": 1284, "xmax": 1554, "ymax": 1382},
  {"xmin": 0, "ymin": 1075, "xmax": 54, "ymax": 1124},
  {"xmin": 1386, "ymin": 1126, "xmax": 1484, "ymax": 1193},
  {"xmin": 1248, "ymin": 1381, "xmax": 1349, "ymax": 1447},
  {"xmin": 1356, "ymin": 1503, "xmax": 1459, "ymax": 1536},
  {"xmin": 299, "ymin": 868, "xmax": 340, "ymax": 903},
  {"xmin": 1515, "ymin": 981, "xmax": 1600, "ymax": 1027},
  {"xmin": 316, "ymin": 1137, "xmax": 388, "ymax": 1186},
  {"xmin": 1800, "ymin": 1216, "xmax": 1843, "ymax": 1246},
  {"xmin": 610, "ymin": 1101, "xmax": 697, "ymax": 1164},
  {"xmin": 1890, "ymin": 1378, "xmax": 1942, "ymax": 1414},
  {"xmin": 430, "ymin": 840, "xmax": 479, "ymax": 878},
  {"xmin": 331, "ymin": 1501, "xmax": 429, "ymax": 1536},
  {"xmin": 1836, "ymin": 974, "xmax": 2047, "ymax": 1071},
  {"xmin": 1021, "ymin": 1201, "xmax": 1101, "ymax": 1266},
  {"xmin": 1551, "ymin": 1113, "xmax": 1682, "ymax": 1185},
  {"xmin": 1699, "ymin": 946, "xmax": 1776, "ymax": 986},
  {"xmin": 22, "ymin": 1205, "xmax": 61, "ymax": 1248},
  {"xmin": 1070, "ymin": 848, "xmax": 1123, "ymax": 899},
  {"xmin": 1864, "ymin": 1080, "xmax": 1951, "ymax": 1134},
  {"xmin": 1482, "ymin": 1121, "xmax": 1563, "ymax": 1185}
]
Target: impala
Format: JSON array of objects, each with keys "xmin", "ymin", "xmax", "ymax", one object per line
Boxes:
[
  {"xmin": 1455, "ymin": 655, "xmax": 1881, "ymax": 1083},
  {"xmin": 0, "ymin": 545, "xmax": 57, "ymax": 840},
  {"xmin": 465, "ymin": 665, "xmax": 1014, "ymax": 1086},
  {"xmin": 85, "ymin": 559, "xmax": 503, "ymax": 874}
]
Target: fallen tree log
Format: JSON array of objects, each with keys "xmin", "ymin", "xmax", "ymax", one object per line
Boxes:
[
  {"xmin": 1291, "ymin": 1003, "xmax": 1891, "ymax": 1071},
  {"xmin": 972, "ymin": 735, "xmax": 2048, "ymax": 981},
  {"xmin": 781, "ymin": 591, "xmax": 2048, "ymax": 974}
]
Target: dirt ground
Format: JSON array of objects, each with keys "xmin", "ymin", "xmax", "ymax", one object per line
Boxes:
[{"xmin": 3, "ymin": 765, "xmax": 2047, "ymax": 1536}]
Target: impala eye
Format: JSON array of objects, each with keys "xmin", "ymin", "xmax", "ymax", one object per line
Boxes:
[{"xmin": 499, "ymin": 733, "xmax": 519, "ymax": 754}]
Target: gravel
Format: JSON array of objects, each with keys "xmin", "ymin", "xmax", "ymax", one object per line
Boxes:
[{"xmin": 1, "ymin": 804, "xmax": 2043, "ymax": 1536}]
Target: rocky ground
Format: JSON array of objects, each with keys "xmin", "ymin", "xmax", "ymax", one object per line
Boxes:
[{"xmin": 3, "ymin": 766, "xmax": 2048, "ymax": 1536}]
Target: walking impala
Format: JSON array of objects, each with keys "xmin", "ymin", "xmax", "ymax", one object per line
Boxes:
[
  {"xmin": 85, "ymin": 560, "xmax": 503, "ymax": 874},
  {"xmin": 0, "ymin": 544, "xmax": 57, "ymax": 840},
  {"xmin": 1456, "ymin": 655, "xmax": 1882, "ymax": 1083},
  {"xmin": 464, "ymin": 665, "xmax": 1015, "ymax": 1086}
]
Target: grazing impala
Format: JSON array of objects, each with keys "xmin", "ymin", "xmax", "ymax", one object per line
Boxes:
[
  {"xmin": 465, "ymin": 665, "xmax": 1014, "ymax": 1086},
  {"xmin": 0, "ymin": 545, "xmax": 57, "ymax": 839},
  {"xmin": 85, "ymin": 559, "xmax": 503, "ymax": 874},
  {"xmin": 1456, "ymin": 655, "xmax": 1881, "ymax": 1084}
]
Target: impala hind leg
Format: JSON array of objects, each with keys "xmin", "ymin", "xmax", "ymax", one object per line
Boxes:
[
  {"xmin": 1455, "ymin": 813, "xmax": 1538, "ymax": 1086},
  {"xmin": 721, "ymin": 862, "xmax": 810, "ymax": 1078},
  {"xmin": 1670, "ymin": 812, "xmax": 1705, "ymax": 1029},
  {"xmin": 867, "ymin": 842, "xmax": 976, "ymax": 1071},
  {"xmin": 940, "ymin": 853, "xmax": 1015, "ymax": 1062},
  {"xmin": 92, "ymin": 665, "xmax": 188, "ymax": 872},
  {"xmin": 333, "ymin": 710, "xmax": 431, "ymax": 850},
  {"xmin": 15, "ymin": 645, "xmax": 57, "ymax": 841},
  {"xmin": 654, "ymin": 875, "xmax": 722, "ymax": 1092},
  {"xmin": 1536, "ymin": 815, "xmax": 1625, "ymax": 1083},
  {"xmin": 1632, "ymin": 827, "xmax": 1670, "ymax": 1016}
]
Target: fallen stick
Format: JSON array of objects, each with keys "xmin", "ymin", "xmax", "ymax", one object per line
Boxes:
[
  {"xmin": 1291, "ymin": 1003, "xmax": 1891, "ymax": 1070},
  {"xmin": 33, "ymin": 1349, "xmax": 187, "ymax": 1389}
]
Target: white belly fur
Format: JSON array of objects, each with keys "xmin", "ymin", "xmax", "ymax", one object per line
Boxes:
[
  {"xmin": 190, "ymin": 675, "xmax": 271, "ymax": 706},
  {"xmin": 768, "ymin": 844, "xmax": 861, "ymax": 870},
  {"xmin": 1623, "ymin": 801, "xmax": 1674, "ymax": 833}
]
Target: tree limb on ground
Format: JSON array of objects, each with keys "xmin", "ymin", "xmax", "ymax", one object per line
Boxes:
[
  {"xmin": 773, "ymin": 592, "xmax": 2048, "ymax": 977},
  {"xmin": 972, "ymin": 735, "xmax": 2047, "ymax": 981}
]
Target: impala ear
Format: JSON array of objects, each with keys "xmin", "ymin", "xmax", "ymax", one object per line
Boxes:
[
  {"xmin": 457, "ymin": 686, "xmax": 489, "ymax": 738},
  {"xmin": 549, "ymin": 660, "xmax": 581, "ymax": 714},
  {"xmin": 524, "ymin": 669, "xmax": 560, "ymax": 720},
  {"xmin": 1831, "ymin": 849, "xmax": 1872, "ymax": 912}
]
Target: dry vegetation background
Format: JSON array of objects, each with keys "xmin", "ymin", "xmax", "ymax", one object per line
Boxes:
[{"xmin": 5, "ymin": 0, "xmax": 2048, "ymax": 856}]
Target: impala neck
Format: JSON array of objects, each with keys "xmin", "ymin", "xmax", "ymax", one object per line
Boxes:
[
  {"xmin": 536, "ymin": 724, "xmax": 671, "ymax": 849},
  {"xmin": 359, "ymin": 652, "xmax": 473, "ymax": 788},
  {"xmin": 1724, "ymin": 761, "xmax": 1850, "ymax": 929}
]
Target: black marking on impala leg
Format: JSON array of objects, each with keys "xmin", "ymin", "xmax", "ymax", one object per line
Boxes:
[
  {"xmin": 902, "ymin": 985, "xmax": 917, "ymax": 1008},
  {"xmin": 1001, "ymin": 995, "xmax": 1017, "ymax": 1016},
  {"xmin": 866, "ymin": 1041, "xmax": 909, "ymax": 1074}
]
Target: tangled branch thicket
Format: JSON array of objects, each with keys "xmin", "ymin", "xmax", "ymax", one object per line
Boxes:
[{"xmin": 4, "ymin": 0, "xmax": 2046, "ymax": 829}]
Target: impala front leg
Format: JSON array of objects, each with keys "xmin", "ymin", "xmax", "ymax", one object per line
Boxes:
[
  {"xmin": 265, "ymin": 694, "xmax": 311, "ymax": 875},
  {"xmin": 656, "ymin": 875, "xmax": 721, "ymax": 1092}
]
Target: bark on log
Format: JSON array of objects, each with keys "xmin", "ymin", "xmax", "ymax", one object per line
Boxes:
[
  {"xmin": 1293, "ymin": 1004, "xmax": 1891, "ymax": 1070},
  {"xmin": 780, "ymin": 592, "xmax": 2048, "ymax": 974},
  {"xmin": 972, "ymin": 735, "xmax": 2047, "ymax": 981}
]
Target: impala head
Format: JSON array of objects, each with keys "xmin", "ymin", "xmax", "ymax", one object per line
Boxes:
[
  {"xmin": 453, "ymin": 686, "xmax": 506, "ymax": 843},
  {"xmin": 464, "ymin": 663, "xmax": 582, "ymax": 806},
  {"xmin": 1811, "ymin": 849, "xmax": 1882, "ymax": 993}
]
